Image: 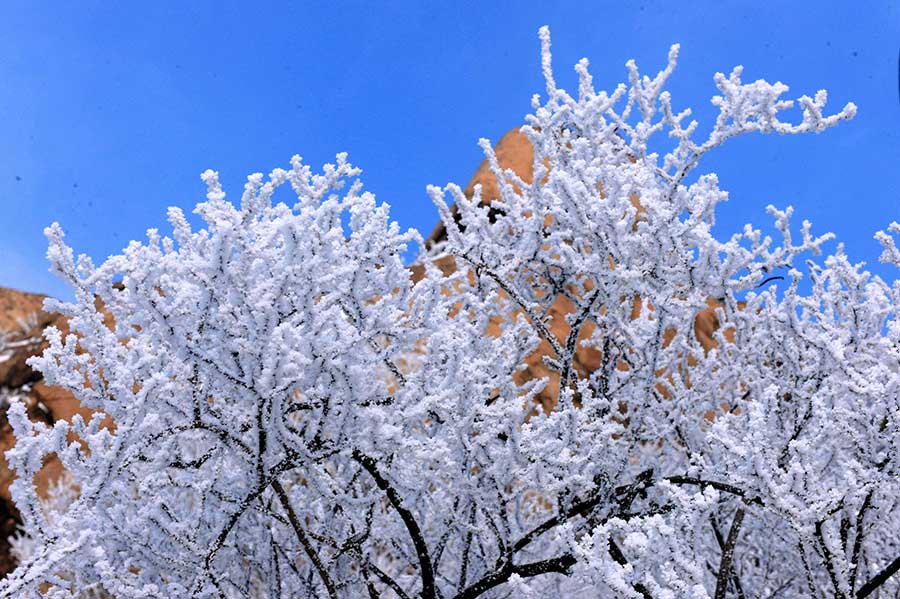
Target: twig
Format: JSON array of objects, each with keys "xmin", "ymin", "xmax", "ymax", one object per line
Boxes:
[
  {"xmin": 353, "ymin": 450, "xmax": 436, "ymax": 599},
  {"xmin": 709, "ymin": 514, "xmax": 746, "ymax": 599},
  {"xmin": 453, "ymin": 554, "xmax": 576, "ymax": 599},
  {"xmin": 607, "ymin": 539, "xmax": 653, "ymax": 599},
  {"xmin": 856, "ymin": 555, "xmax": 900, "ymax": 598},
  {"xmin": 850, "ymin": 491, "xmax": 873, "ymax": 594},
  {"xmin": 815, "ymin": 520, "xmax": 846, "ymax": 599},
  {"xmin": 714, "ymin": 508, "xmax": 745, "ymax": 599},
  {"xmin": 272, "ymin": 479, "xmax": 337, "ymax": 599}
]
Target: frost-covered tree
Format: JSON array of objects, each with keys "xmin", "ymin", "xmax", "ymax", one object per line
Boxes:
[{"xmin": 3, "ymin": 27, "xmax": 898, "ymax": 599}]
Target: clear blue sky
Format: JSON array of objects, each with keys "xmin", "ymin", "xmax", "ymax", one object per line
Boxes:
[{"xmin": 1, "ymin": 1, "xmax": 898, "ymax": 300}]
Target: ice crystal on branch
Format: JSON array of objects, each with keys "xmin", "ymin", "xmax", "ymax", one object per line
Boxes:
[{"xmin": 2, "ymin": 27, "xmax": 897, "ymax": 599}]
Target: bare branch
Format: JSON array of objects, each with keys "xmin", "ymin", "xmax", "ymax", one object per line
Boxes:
[
  {"xmin": 352, "ymin": 450, "xmax": 436, "ymax": 599},
  {"xmin": 607, "ymin": 538, "xmax": 653, "ymax": 599},
  {"xmin": 714, "ymin": 507, "xmax": 745, "ymax": 599},
  {"xmin": 454, "ymin": 553, "xmax": 577, "ymax": 599},
  {"xmin": 710, "ymin": 514, "xmax": 746, "ymax": 599},
  {"xmin": 815, "ymin": 519, "xmax": 846, "ymax": 599},
  {"xmin": 850, "ymin": 491, "xmax": 873, "ymax": 593},
  {"xmin": 857, "ymin": 555, "xmax": 900, "ymax": 599},
  {"xmin": 271, "ymin": 479, "xmax": 338, "ymax": 599}
]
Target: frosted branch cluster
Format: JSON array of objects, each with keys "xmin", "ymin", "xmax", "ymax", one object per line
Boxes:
[{"xmin": 1, "ymin": 27, "xmax": 896, "ymax": 599}]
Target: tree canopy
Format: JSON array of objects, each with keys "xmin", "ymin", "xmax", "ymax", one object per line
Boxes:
[{"xmin": 2, "ymin": 27, "xmax": 897, "ymax": 599}]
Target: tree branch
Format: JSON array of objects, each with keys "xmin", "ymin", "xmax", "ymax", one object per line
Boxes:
[
  {"xmin": 714, "ymin": 507, "xmax": 745, "ymax": 599},
  {"xmin": 458, "ymin": 503, "xmax": 476, "ymax": 591},
  {"xmin": 470, "ymin": 471, "xmax": 655, "ymax": 599},
  {"xmin": 352, "ymin": 450, "xmax": 436, "ymax": 599},
  {"xmin": 458, "ymin": 253, "xmax": 566, "ymax": 361},
  {"xmin": 194, "ymin": 458, "xmax": 295, "ymax": 596},
  {"xmin": 665, "ymin": 475, "xmax": 763, "ymax": 506},
  {"xmin": 366, "ymin": 562, "xmax": 413, "ymax": 599},
  {"xmin": 512, "ymin": 469, "xmax": 653, "ymax": 554},
  {"xmin": 710, "ymin": 514, "xmax": 746, "ymax": 599},
  {"xmin": 558, "ymin": 286, "xmax": 601, "ymax": 392},
  {"xmin": 271, "ymin": 479, "xmax": 337, "ymax": 599},
  {"xmin": 815, "ymin": 520, "xmax": 846, "ymax": 599},
  {"xmin": 856, "ymin": 555, "xmax": 900, "ymax": 599},
  {"xmin": 850, "ymin": 491, "xmax": 873, "ymax": 594},
  {"xmin": 608, "ymin": 538, "xmax": 653, "ymax": 599},
  {"xmin": 454, "ymin": 554, "xmax": 577, "ymax": 599}
]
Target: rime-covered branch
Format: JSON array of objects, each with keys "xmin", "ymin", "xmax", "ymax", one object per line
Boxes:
[{"xmin": 2, "ymin": 25, "xmax": 895, "ymax": 599}]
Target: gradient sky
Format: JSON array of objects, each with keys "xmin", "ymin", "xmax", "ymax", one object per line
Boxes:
[{"xmin": 1, "ymin": 1, "xmax": 898, "ymax": 300}]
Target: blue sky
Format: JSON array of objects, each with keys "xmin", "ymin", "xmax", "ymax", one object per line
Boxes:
[{"xmin": 1, "ymin": 1, "xmax": 898, "ymax": 300}]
